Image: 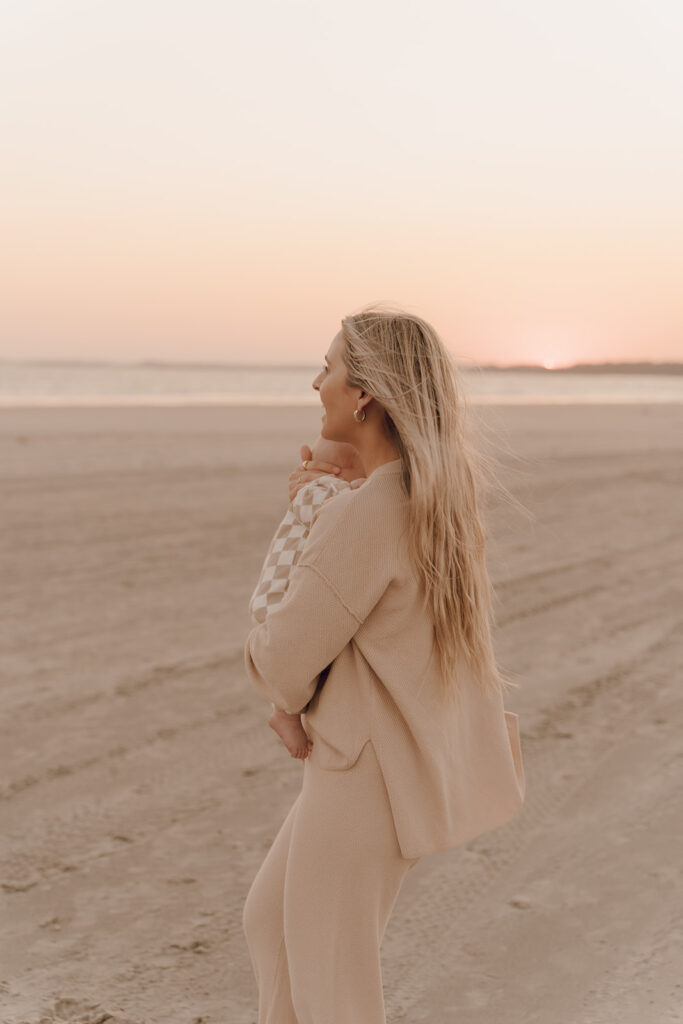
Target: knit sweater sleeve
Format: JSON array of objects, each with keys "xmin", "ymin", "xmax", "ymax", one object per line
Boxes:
[{"xmin": 244, "ymin": 488, "xmax": 392, "ymax": 714}]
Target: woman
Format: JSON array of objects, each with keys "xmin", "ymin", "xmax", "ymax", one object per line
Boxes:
[{"xmin": 242, "ymin": 304, "xmax": 526, "ymax": 1024}]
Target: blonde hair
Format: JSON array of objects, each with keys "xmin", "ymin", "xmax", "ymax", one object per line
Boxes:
[{"xmin": 341, "ymin": 302, "xmax": 529, "ymax": 702}]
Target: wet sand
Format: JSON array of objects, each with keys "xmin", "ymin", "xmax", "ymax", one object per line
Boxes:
[{"xmin": 1, "ymin": 402, "xmax": 682, "ymax": 1024}]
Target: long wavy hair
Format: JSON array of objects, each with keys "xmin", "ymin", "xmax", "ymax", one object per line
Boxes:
[{"xmin": 341, "ymin": 303, "xmax": 528, "ymax": 702}]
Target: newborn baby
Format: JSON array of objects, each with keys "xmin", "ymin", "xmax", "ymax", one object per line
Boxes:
[{"xmin": 248, "ymin": 436, "xmax": 366, "ymax": 759}]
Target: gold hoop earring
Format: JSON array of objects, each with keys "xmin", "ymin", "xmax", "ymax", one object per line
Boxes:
[{"xmin": 353, "ymin": 408, "xmax": 366, "ymax": 423}]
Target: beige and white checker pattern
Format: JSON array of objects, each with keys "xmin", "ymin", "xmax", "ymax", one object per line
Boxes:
[{"xmin": 249, "ymin": 474, "xmax": 350, "ymax": 624}]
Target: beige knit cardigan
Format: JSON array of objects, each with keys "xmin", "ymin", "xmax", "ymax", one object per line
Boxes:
[{"xmin": 244, "ymin": 458, "xmax": 526, "ymax": 860}]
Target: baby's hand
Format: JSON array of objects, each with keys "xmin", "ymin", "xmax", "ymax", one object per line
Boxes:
[{"xmin": 348, "ymin": 477, "xmax": 367, "ymax": 489}]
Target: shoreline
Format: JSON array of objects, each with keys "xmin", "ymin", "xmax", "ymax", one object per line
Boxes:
[{"xmin": 1, "ymin": 394, "xmax": 682, "ymax": 408}]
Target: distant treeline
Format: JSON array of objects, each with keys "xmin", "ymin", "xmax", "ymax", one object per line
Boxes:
[
  {"xmin": 478, "ymin": 362, "xmax": 683, "ymax": 376},
  {"xmin": 3, "ymin": 358, "xmax": 683, "ymax": 375}
]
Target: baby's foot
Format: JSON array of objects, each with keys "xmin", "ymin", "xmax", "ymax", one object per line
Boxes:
[{"xmin": 268, "ymin": 708, "xmax": 314, "ymax": 760}]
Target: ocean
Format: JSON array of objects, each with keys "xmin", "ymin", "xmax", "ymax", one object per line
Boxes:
[{"xmin": 1, "ymin": 361, "xmax": 682, "ymax": 406}]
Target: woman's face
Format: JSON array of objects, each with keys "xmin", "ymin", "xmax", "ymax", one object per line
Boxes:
[{"xmin": 312, "ymin": 330, "xmax": 358, "ymax": 443}]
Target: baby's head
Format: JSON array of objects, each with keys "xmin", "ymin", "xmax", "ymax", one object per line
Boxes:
[{"xmin": 311, "ymin": 436, "xmax": 366, "ymax": 483}]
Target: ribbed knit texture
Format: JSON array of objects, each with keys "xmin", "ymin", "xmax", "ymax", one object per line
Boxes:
[
  {"xmin": 243, "ymin": 738, "xmax": 416, "ymax": 1023},
  {"xmin": 245, "ymin": 459, "xmax": 526, "ymax": 859}
]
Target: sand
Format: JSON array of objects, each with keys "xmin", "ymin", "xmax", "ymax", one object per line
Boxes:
[{"xmin": 1, "ymin": 402, "xmax": 682, "ymax": 1024}]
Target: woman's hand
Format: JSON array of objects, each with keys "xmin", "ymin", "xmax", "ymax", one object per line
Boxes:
[{"xmin": 288, "ymin": 444, "xmax": 342, "ymax": 501}]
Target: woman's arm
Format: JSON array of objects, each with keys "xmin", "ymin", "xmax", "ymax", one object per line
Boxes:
[
  {"xmin": 245, "ymin": 560, "xmax": 363, "ymax": 714},
  {"xmin": 244, "ymin": 489, "xmax": 393, "ymax": 714}
]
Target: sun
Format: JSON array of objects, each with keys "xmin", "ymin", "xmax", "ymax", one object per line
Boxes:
[{"xmin": 510, "ymin": 323, "xmax": 587, "ymax": 370}]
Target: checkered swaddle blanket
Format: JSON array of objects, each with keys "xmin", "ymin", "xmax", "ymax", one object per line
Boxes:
[{"xmin": 249, "ymin": 474, "xmax": 351, "ymax": 625}]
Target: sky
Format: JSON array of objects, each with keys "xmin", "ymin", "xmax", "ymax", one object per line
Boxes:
[{"xmin": 1, "ymin": 0, "xmax": 682, "ymax": 368}]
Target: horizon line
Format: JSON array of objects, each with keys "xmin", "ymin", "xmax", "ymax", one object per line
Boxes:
[{"xmin": 1, "ymin": 358, "xmax": 683, "ymax": 375}]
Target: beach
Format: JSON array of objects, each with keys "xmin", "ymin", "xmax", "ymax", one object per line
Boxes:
[{"xmin": 1, "ymin": 401, "xmax": 682, "ymax": 1024}]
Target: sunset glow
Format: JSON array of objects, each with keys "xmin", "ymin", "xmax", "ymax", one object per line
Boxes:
[{"xmin": 1, "ymin": 1, "xmax": 682, "ymax": 366}]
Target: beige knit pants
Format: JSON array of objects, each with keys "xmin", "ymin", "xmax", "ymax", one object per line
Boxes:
[{"xmin": 242, "ymin": 738, "xmax": 419, "ymax": 1024}]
